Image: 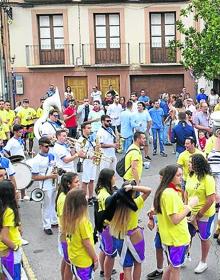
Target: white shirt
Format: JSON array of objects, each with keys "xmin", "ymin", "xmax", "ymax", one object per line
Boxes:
[
  {"xmin": 31, "ymin": 153, "xmax": 55, "ymax": 191},
  {"xmin": 41, "ymin": 121, "xmax": 60, "ymax": 138},
  {"xmin": 131, "ymin": 101, "xmax": 138, "ymax": 112},
  {"xmin": 88, "ymin": 109, "xmax": 105, "ymax": 132},
  {"xmin": 186, "ymin": 104, "xmax": 196, "ymax": 113},
  {"xmin": 90, "ymin": 91, "xmax": 102, "ymax": 103},
  {"xmin": 97, "ymin": 127, "xmax": 116, "ymax": 157},
  {"xmin": 107, "ymin": 103, "xmax": 123, "ymax": 126},
  {"xmin": 53, "ymin": 142, "xmax": 75, "ymax": 172},
  {"xmin": 4, "ymin": 137, "xmax": 25, "ymax": 157}
]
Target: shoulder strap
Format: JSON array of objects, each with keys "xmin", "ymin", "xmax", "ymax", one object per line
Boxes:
[{"xmin": 124, "ymin": 148, "xmax": 140, "ymax": 176}]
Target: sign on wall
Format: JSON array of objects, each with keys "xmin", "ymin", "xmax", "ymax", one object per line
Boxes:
[{"xmin": 16, "ymin": 75, "xmax": 23, "ymax": 95}]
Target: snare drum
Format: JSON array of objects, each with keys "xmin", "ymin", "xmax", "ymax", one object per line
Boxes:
[{"xmin": 12, "ymin": 162, "xmax": 33, "ymax": 190}]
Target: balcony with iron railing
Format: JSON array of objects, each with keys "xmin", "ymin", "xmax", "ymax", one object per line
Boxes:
[
  {"xmin": 139, "ymin": 42, "xmax": 177, "ymax": 65},
  {"xmin": 81, "ymin": 43, "xmax": 130, "ymax": 66},
  {"xmin": 25, "ymin": 44, "xmax": 74, "ymax": 67}
]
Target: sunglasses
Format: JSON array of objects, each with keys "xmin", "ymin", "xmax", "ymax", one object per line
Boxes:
[
  {"xmin": 42, "ymin": 145, "xmax": 50, "ymax": 148},
  {"xmin": 53, "ymin": 114, "xmax": 59, "ymax": 117},
  {"xmin": 106, "ymin": 120, "xmax": 111, "ymax": 123}
]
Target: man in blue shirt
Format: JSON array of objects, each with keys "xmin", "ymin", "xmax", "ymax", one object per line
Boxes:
[
  {"xmin": 138, "ymin": 89, "xmax": 150, "ymax": 107},
  {"xmin": 196, "ymin": 88, "xmax": 208, "ymax": 103},
  {"xmin": 171, "ymin": 112, "xmax": 196, "ymax": 158},
  {"xmin": 131, "ymin": 102, "xmax": 152, "ymax": 160},
  {"xmin": 149, "ymin": 100, "xmax": 167, "ymax": 157},
  {"xmin": 120, "ymin": 101, "xmax": 134, "ymax": 153}
]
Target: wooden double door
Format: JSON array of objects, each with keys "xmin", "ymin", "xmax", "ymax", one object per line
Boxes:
[
  {"xmin": 65, "ymin": 77, "xmax": 87, "ymax": 101},
  {"xmin": 98, "ymin": 75, "xmax": 120, "ymax": 97}
]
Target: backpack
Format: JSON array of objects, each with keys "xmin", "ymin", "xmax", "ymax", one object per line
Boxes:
[{"xmin": 116, "ymin": 148, "xmax": 138, "ymax": 177}]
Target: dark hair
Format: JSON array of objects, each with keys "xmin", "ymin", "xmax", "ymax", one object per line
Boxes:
[
  {"xmin": 153, "ymin": 165, "xmax": 180, "ymax": 213},
  {"xmin": 159, "ymin": 167, "xmax": 166, "ymax": 177},
  {"xmin": 23, "ymin": 99, "xmax": 29, "ymax": 103},
  {"xmin": 0, "ymin": 180, "xmax": 20, "ymax": 230},
  {"xmin": 178, "ymin": 112, "xmax": 186, "ymax": 121},
  {"xmin": 131, "ymin": 92, "xmax": 138, "ymax": 97},
  {"xmin": 191, "ymin": 154, "xmax": 211, "ymax": 181},
  {"xmin": 55, "ymin": 172, "xmax": 78, "ymax": 212},
  {"xmin": 137, "ymin": 101, "xmax": 146, "ymax": 109},
  {"xmin": 95, "ymin": 168, "xmax": 115, "ymax": 195},
  {"xmin": 185, "ymin": 136, "xmax": 196, "ymax": 145},
  {"xmin": 49, "ymin": 109, "xmax": 59, "ymax": 116},
  {"xmin": 185, "ymin": 110, "xmax": 192, "ymax": 117},
  {"xmin": 101, "ymin": 114, "xmax": 110, "ymax": 122},
  {"xmin": 174, "ymin": 98, "xmax": 184, "ymax": 108},
  {"xmin": 13, "ymin": 124, "xmax": 23, "ymax": 132},
  {"xmin": 56, "ymin": 129, "xmax": 66, "ymax": 138},
  {"xmin": 93, "ymin": 100, "xmax": 100, "ymax": 105},
  {"xmin": 68, "ymin": 99, "xmax": 75, "ymax": 104},
  {"xmin": 39, "ymin": 136, "xmax": 51, "ymax": 146},
  {"xmin": 66, "ymin": 86, "xmax": 72, "ymax": 92},
  {"xmin": 127, "ymin": 100, "xmax": 133, "ymax": 108},
  {"xmin": 4, "ymin": 100, "xmax": 10, "ymax": 104},
  {"xmin": 113, "ymin": 95, "xmax": 119, "ymax": 101},
  {"xmin": 0, "ymin": 99, "xmax": 4, "ymax": 103},
  {"xmin": 133, "ymin": 131, "xmax": 145, "ymax": 142},
  {"xmin": 81, "ymin": 122, "xmax": 91, "ymax": 130}
]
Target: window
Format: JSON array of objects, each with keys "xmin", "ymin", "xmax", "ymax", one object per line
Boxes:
[
  {"xmin": 150, "ymin": 12, "xmax": 176, "ymax": 63},
  {"xmin": 94, "ymin": 13, "xmax": 120, "ymax": 63},
  {"xmin": 38, "ymin": 14, "xmax": 64, "ymax": 64}
]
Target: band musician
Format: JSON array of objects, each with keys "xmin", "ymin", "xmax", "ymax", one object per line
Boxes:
[
  {"xmin": 97, "ymin": 115, "xmax": 119, "ymax": 172},
  {"xmin": 75, "ymin": 123, "xmax": 97, "ymax": 206},
  {"xmin": 53, "ymin": 129, "xmax": 85, "ymax": 172}
]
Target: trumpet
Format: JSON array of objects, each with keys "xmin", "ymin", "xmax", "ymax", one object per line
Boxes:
[{"xmin": 66, "ymin": 137, "xmax": 86, "ymax": 149}]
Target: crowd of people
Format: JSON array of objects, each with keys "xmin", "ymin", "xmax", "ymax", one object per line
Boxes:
[{"xmin": 0, "ymin": 84, "xmax": 219, "ymax": 280}]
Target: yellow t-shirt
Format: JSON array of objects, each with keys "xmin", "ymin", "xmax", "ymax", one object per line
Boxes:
[
  {"xmin": 36, "ymin": 107, "xmax": 43, "ymax": 119},
  {"xmin": 157, "ymin": 188, "xmax": 190, "ymax": 246},
  {"xmin": 67, "ymin": 217, "xmax": 94, "ymax": 267},
  {"xmin": 123, "ymin": 144, "xmax": 142, "ymax": 181},
  {"xmin": 17, "ymin": 107, "xmax": 36, "ymax": 126},
  {"xmin": 6, "ymin": 110, "xmax": 15, "ymax": 128},
  {"xmin": 126, "ymin": 195, "xmax": 144, "ymax": 231},
  {"xmin": 0, "ymin": 110, "xmax": 10, "ymax": 131},
  {"xmin": 177, "ymin": 149, "xmax": 204, "ymax": 181},
  {"xmin": 56, "ymin": 192, "xmax": 66, "ymax": 226},
  {"xmin": 0, "ymin": 123, "xmax": 9, "ymax": 140},
  {"xmin": 214, "ymin": 103, "xmax": 220, "ymax": 111},
  {"xmin": 204, "ymin": 135, "xmax": 216, "ymax": 155},
  {"xmin": 0, "ymin": 208, "xmax": 22, "ymax": 251},
  {"xmin": 185, "ymin": 174, "xmax": 215, "ymax": 217}
]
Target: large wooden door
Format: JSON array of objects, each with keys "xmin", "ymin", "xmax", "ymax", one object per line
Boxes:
[
  {"xmin": 65, "ymin": 77, "xmax": 87, "ymax": 101},
  {"xmin": 98, "ymin": 75, "xmax": 120, "ymax": 97}
]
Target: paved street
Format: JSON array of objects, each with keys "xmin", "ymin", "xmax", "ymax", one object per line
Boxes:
[{"xmin": 20, "ymin": 147, "xmax": 220, "ymax": 280}]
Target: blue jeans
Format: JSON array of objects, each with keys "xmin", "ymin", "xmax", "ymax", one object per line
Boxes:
[
  {"xmin": 152, "ymin": 128, "xmax": 164, "ymax": 153},
  {"xmin": 163, "ymin": 122, "xmax": 170, "ymax": 144},
  {"xmin": 123, "ymin": 136, "xmax": 133, "ymax": 153}
]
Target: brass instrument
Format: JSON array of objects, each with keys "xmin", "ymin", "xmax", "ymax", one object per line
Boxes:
[
  {"xmin": 115, "ymin": 126, "xmax": 124, "ymax": 154},
  {"xmin": 93, "ymin": 137, "xmax": 112, "ymax": 165}
]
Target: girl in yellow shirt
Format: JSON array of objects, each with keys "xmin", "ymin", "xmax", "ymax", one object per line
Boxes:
[
  {"xmin": 185, "ymin": 154, "xmax": 216, "ymax": 274},
  {"xmin": 110, "ymin": 182, "xmax": 151, "ymax": 280},
  {"xmin": 153, "ymin": 164, "xmax": 198, "ymax": 280},
  {"xmin": 62, "ymin": 189, "xmax": 98, "ymax": 280},
  {"xmin": 0, "ymin": 180, "xmax": 22, "ymax": 280},
  {"xmin": 56, "ymin": 172, "xmax": 80, "ymax": 280}
]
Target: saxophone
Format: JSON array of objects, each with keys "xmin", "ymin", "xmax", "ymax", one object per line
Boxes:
[
  {"xmin": 115, "ymin": 126, "xmax": 124, "ymax": 154},
  {"xmin": 93, "ymin": 137, "xmax": 102, "ymax": 165}
]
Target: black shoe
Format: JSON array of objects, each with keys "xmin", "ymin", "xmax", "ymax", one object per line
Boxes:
[
  {"xmin": 160, "ymin": 152, "xmax": 167, "ymax": 157},
  {"xmin": 164, "ymin": 142, "xmax": 172, "ymax": 146},
  {"xmin": 44, "ymin": 228, "xmax": 53, "ymax": 235},
  {"xmin": 153, "ymin": 150, "xmax": 157, "ymax": 156},
  {"xmin": 100, "ymin": 269, "xmax": 117, "ymax": 277},
  {"xmin": 145, "ymin": 156, "xmax": 151, "ymax": 161},
  {"xmin": 88, "ymin": 198, "xmax": 93, "ymax": 206},
  {"xmin": 147, "ymin": 269, "xmax": 163, "ymax": 279}
]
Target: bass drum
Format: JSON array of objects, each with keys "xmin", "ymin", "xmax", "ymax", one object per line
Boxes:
[{"xmin": 12, "ymin": 162, "xmax": 33, "ymax": 190}]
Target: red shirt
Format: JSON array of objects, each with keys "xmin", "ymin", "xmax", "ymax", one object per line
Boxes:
[{"xmin": 63, "ymin": 106, "xmax": 77, "ymax": 128}]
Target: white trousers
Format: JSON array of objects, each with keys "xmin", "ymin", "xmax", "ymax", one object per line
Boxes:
[
  {"xmin": 41, "ymin": 188, "xmax": 58, "ymax": 229},
  {"xmin": 99, "ymin": 155, "xmax": 117, "ymax": 172}
]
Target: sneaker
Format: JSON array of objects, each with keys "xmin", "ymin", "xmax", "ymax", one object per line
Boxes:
[
  {"xmin": 100, "ymin": 269, "xmax": 117, "ymax": 277},
  {"xmin": 160, "ymin": 152, "xmax": 167, "ymax": 157},
  {"xmin": 153, "ymin": 150, "xmax": 157, "ymax": 156},
  {"xmin": 88, "ymin": 198, "xmax": 93, "ymax": 207},
  {"xmin": 22, "ymin": 238, "xmax": 29, "ymax": 246},
  {"xmin": 194, "ymin": 261, "xmax": 208, "ymax": 274},
  {"xmin": 44, "ymin": 228, "xmax": 53, "ymax": 235},
  {"xmin": 164, "ymin": 142, "xmax": 172, "ymax": 146},
  {"xmin": 145, "ymin": 155, "xmax": 151, "ymax": 161},
  {"xmin": 213, "ymin": 229, "xmax": 220, "ymax": 239},
  {"xmin": 147, "ymin": 269, "xmax": 163, "ymax": 279}
]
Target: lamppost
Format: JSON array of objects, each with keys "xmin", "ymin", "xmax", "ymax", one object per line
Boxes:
[{"xmin": 10, "ymin": 55, "xmax": 16, "ymax": 109}]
